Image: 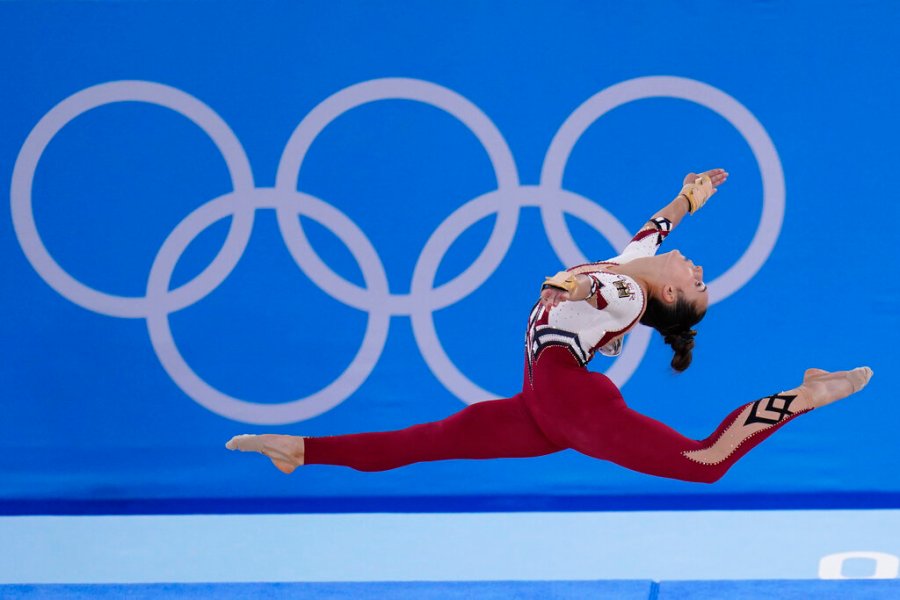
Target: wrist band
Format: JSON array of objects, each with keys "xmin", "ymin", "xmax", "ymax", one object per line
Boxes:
[
  {"xmin": 679, "ymin": 175, "xmax": 714, "ymax": 214},
  {"xmin": 585, "ymin": 275, "xmax": 600, "ymax": 301}
]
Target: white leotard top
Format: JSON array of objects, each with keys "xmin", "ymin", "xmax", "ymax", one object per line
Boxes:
[{"xmin": 525, "ymin": 217, "xmax": 672, "ymax": 382}]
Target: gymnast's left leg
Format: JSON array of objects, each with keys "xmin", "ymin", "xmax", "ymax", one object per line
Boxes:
[
  {"xmin": 226, "ymin": 433, "xmax": 305, "ymax": 474},
  {"xmin": 226, "ymin": 393, "xmax": 562, "ymax": 473}
]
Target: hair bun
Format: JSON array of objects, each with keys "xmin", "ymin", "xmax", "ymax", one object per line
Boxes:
[
  {"xmin": 664, "ymin": 329, "xmax": 697, "ymax": 352},
  {"xmin": 638, "ymin": 294, "xmax": 705, "ymax": 373}
]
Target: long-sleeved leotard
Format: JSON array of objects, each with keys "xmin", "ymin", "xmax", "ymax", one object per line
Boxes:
[{"xmin": 304, "ymin": 217, "xmax": 816, "ymax": 482}]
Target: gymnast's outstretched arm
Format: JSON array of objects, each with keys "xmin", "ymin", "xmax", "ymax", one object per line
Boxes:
[
  {"xmin": 627, "ymin": 167, "xmax": 728, "ymax": 249},
  {"xmin": 540, "ymin": 168, "xmax": 728, "ymax": 308}
]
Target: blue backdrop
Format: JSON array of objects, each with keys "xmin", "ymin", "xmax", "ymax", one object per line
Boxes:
[{"xmin": 1, "ymin": 1, "xmax": 898, "ymax": 512}]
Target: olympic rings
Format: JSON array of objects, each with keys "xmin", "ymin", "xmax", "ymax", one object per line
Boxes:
[{"xmin": 10, "ymin": 76, "xmax": 784, "ymax": 424}]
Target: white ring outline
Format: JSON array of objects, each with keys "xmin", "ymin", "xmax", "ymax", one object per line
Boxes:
[
  {"xmin": 145, "ymin": 189, "xmax": 390, "ymax": 424},
  {"xmin": 542, "ymin": 76, "xmax": 785, "ymax": 304},
  {"xmin": 275, "ymin": 77, "xmax": 521, "ymax": 313},
  {"xmin": 10, "ymin": 76, "xmax": 783, "ymax": 422},
  {"xmin": 10, "ymin": 81, "xmax": 256, "ymax": 318}
]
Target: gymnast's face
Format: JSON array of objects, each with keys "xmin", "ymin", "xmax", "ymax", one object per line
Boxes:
[{"xmin": 663, "ymin": 250, "xmax": 709, "ymax": 313}]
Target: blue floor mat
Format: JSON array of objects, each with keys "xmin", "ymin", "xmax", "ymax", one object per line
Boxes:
[
  {"xmin": 4, "ymin": 579, "xmax": 900, "ymax": 599},
  {"xmin": 0, "ymin": 580, "xmax": 654, "ymax": 599},
  {"xmin": 658, "ymin": 579, "xmax": 900, "ymax": 599}
]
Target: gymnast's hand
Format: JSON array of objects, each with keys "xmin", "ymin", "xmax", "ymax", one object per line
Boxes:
[
  {"xmin": 540, "ymin": 286, "xmax": 570, "ymax": 308},
  {"xmin": 683, "ymin": 168, "xmax": 729, "ymax": 195},
  {"xmin": 677, "ymin": 168, "xmax": 729, "ymax": 215}
]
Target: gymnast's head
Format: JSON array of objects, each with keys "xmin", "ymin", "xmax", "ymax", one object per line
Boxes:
[{"xmin": 638, "ymin": 249, "xmax": 708, "ymax": 372}]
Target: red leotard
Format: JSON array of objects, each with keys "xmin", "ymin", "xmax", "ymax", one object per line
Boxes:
[{"xmin": 304, "ymin": 219, "xmax": 812, "ymax": 481}]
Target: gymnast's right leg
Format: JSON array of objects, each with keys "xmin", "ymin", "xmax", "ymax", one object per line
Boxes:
[
  {"xmin": 571, "ymin": 366, "xmax": 873, "ymax": 484},
  {"xmin": 226, "ymin": 394, "xmax": 562, "ymax": 473}
]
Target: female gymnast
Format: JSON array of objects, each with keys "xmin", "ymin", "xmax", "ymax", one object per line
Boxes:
[{"xmin": 226, "ymin": 168, "xmax": 872, "ymax": 483}]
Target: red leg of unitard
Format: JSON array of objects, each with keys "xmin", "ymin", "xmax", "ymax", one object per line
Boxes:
[
  {"xmin": 527, "ymin": 347, "xmax": 813, "ymax": 483},
  {"xmin": 304, "ymin": 346, "xmax": 813, "ymax": 481},
  {"xmin": 304, "ymin": 393, "xmax": 562, "ymax": 472},
  {"xmin": 557, "ymin": 393, "xmax": 810, "ymax": 483}
]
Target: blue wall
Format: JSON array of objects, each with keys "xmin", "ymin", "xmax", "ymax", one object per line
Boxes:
[{"xmin": 1, "ymin": 1, "xmax": 898, "ymax": 511}]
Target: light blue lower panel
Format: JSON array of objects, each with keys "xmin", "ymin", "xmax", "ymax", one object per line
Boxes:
[{"xmin": 3, "ymin": 511, "xmax": 900, "ymax": 584}]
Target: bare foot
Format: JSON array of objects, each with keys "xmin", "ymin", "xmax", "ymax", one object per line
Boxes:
[
  {"xmin": 801, "ymin": 367, "xmax": 873, "ymax": 408},
  {"xmin": 225, "ymin": 434, "xmax": 305, "ymax": 474},
  {"xmin": 804, "ymin": 368, "xmax": 829, "ymax": 381}
]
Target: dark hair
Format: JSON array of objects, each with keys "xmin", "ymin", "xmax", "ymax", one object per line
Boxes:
[{"xmin": 639, "ymin": 293, "xmax": 706, "ymax": 372}]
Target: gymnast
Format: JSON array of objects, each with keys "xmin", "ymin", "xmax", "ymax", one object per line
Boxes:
[{"xmin": 226, "ymin": 168, "xmax": 872, "ymax": 482}]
